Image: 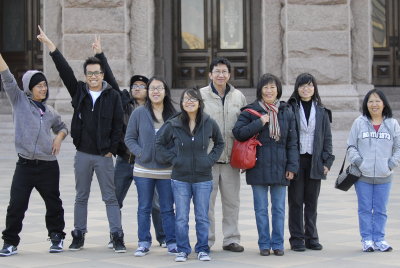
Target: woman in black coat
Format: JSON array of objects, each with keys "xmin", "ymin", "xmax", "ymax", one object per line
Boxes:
[
  {"xmin": 232, "ymin": 73, "xmax": 299, "ymax": 257},
  {"xmin": 287, "ymin": 73, "xmax": 335, "ymax": 252}
]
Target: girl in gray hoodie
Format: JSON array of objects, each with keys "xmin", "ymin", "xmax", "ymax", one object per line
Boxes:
[{"xmin": 0, "ymin": 54, "xmax": 68, "ymax": 257}]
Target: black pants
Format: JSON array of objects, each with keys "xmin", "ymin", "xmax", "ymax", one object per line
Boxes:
[
  {"xmin": 288, "ymin": 154, "xmax": 321, "ymax": 246},
  {"xmin": 2, "ymin": 157, "xmax": 65, "ymax": 246}
]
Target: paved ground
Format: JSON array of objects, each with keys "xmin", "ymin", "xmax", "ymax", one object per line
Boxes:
[{"xmin": 0, "ymin": 113, "xmax": 399, "ymax": 268}]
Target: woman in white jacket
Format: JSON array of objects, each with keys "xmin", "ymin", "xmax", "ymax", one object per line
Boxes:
[{"xmin": 347, "ymin": 89, "xmax": 400, "ymax": 253}]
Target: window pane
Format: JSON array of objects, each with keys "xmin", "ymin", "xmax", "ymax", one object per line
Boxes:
[
  {"xmin": 2, "ymin": 0, "xmax": 25, "ymax": 52},
  {"xmin": 220, "ymin": 0, "xmax": 243, "ymax": 49},
  {"xmin": 181, "ymin": 0, "xmax": 205, "ymax": 49},
  {"xmin": 372, "ymin": 0, "xmax": 387, "ymax": 48}
]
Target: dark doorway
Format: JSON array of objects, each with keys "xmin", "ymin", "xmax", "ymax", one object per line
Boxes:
[
  {"xmin": 0, "ymin": 0, "xmax": 43, "ymax": 89},
  {"xmin": 173, "ymin": 0, "xmax": 252, "ymax": 88},
  {"xmin": 372, "ymin": 0, "xmax": 400, "ymax": 86}
]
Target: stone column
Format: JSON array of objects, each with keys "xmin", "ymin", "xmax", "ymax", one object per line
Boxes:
[
  {"xmin": 130, "ymin": 0, "xmax": 155, "ymax": 79},
  {"xmin": 351, "ymin": 0, "xmax": 374, "ymax": 96},
  {"xmin": 261, "ymin": 0, "xmax": 283, "ymax": 79}
]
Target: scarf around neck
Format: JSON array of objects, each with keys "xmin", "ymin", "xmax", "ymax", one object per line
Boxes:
[{"xmin": 259, "ymin": 99, "xmax": 281, "ymax": 141}]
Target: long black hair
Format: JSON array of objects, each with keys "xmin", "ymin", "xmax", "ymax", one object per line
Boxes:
[
  {"xmin": 362, "ymin": 88, "xmax": 392, "ymax": 119},
  {"xmin": 290, "ymin": 73, "xmax": 322, "ymax": 106},
  {"xmin": 179, "ymin": 88, "xmax": 204, "ymax": 134},
  {"xmin": 145, "ymin": 77, "xmax": 176, "ymax": 122}
]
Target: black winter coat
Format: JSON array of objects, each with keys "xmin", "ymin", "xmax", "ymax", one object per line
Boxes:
[
  {"xmin": 232, "ymin": 101, "xmax": 299, "ymax": 186},
  {"xmin": 50, "ymin": 49, "xmax": 123, "ymax": 155},
  {"xmin": 288, "ymin": 97, "xmax": 335, "ymax": 180},
  {"xmin": 155, "ymin": 112, "xmax": 224, "ymax": 183}
]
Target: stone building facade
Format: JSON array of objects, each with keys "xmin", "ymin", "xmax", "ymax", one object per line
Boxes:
[{"xmin": 41, "ymin": 0, "xmax": 375, "ymax": 129}]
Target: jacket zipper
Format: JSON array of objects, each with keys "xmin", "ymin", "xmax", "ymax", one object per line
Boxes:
[{"xmin": 32, "ymin": 113, "xmax": 43, "ymax": 159}]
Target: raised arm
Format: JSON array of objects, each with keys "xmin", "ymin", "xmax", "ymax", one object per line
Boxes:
[
  {"xmin": 0, "ymin": 53, "xmax": 24, "ymax": 104},
  {"xmin": 92, "ymin": 35, "xmax": 120, "ymax": 92},
  {"xmin": 0, "ymin": 53, "xmax": 8, "ymax": 72},
  {"xmin": 37, "ymin": 25, "xmax": 78, "ymax": 97}
]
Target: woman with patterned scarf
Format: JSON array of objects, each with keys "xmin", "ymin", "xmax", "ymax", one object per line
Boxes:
[{"xmin": 232, "ymin": 73, "xmax": 299, "ymax": 257}]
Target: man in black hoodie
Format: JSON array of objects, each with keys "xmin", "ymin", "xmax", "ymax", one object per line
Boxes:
[{"xmin": 37, "ymin": 26, "xmax": 126, "ymax": 253}]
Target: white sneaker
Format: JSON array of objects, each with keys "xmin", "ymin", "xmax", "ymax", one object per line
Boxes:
[
  {"xmin": 362, "ymin": 240, "xmax": 374, "ymax": 252},
  {"xmin": 175, "ymin": 252, "xmax": 188, "ymax": 262},
  {"xmin": 134, "ymin": 246, "xmax": 149, "ymax": 257},
  {"xmin": 197, "ymin": 251, "xmax": 211, "ymax": 261},
  {"xmin": 374, "ymin": 241, "xmax": 393, "ymax": 252}
]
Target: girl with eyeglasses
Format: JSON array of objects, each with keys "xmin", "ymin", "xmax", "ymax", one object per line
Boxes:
[
  {"xmin": 125, "ymin": 77, "xmax": 177, "ymax": 256},
  {"xmin": 156, "ymin": 88, "xmax": 224, "ymax": 262}
]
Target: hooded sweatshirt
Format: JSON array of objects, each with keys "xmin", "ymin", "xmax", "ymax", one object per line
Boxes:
[
  {"xmin": 0, "ymin": 69, "xmax": 68, "ymax": 161},
  {"xmin": 155, "ymin": 112, "xmax": 224, "ymax": 183},
  {"xmin": 347, "ymin": 115, "xmax": 400, "ymax": 184}
]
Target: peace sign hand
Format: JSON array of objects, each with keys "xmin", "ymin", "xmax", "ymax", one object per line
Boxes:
[
  {"xmin": 37, "ymin": 25, "xmax": 56, "ymax": 52},
  {"xmin": 92, "ymin": 34, "xmax": 102, "ymax": 54}
]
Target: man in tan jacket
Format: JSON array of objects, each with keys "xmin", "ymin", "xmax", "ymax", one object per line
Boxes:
[{"xmin": 200, "ymin": 57, "xmax": 247, "ymax": 252}]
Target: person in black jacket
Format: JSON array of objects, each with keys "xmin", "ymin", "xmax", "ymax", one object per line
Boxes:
[
  {"xmin": 232, "ymin": 73, "xmax": 299, "ymax": 257},
  {"xmin": 37, "ymin": 26, "xmax": 126, "ymax": 253},
  {"xmin": 156, "ymin": 89, "xmax": 224, "ymax": 262},
  {"xmin": 287, "ymin": 73, "xmax": 335, "ymax": 252},
  {"xmin": 92, "ymin": 37, "xmax": 166, "ymax": 249}
]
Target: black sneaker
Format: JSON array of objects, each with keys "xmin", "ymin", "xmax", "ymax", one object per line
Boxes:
[
  {"xmin": 49, "ymin": 233, "xmax": 64, "ymax": 253},
  {"xmin": 69, "ymin": 230, "xmax": 85, "ymax": 251},
  {"xmin": 0, "ymin": 243, "xmax": 17, "ymax": 257},
  {"xmin": 111, "ymin": 231, "xmax": 126, "ymax": 253}
]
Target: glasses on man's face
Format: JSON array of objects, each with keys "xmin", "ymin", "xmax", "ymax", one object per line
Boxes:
[
  {"xmin": 86, "ymin": 71, "xmax": 103, "ymax": 77},
  {"xmin": 183, "ymin": 97, "xmax": 199, "ymax": 103},
  {"xmin": 212, "ymin": 70, "xmax": 229, "ymax": 76},
  {"xmin": 149, "ymin": 86, "xmax": 165, "ymax": 92},
  {"xmin": 131, "ymin": 85, "xmax": 146, "ymax": 90},
  {"xmin": 35, "ymin": 83, "xmax": 48, "ymax": 90}
]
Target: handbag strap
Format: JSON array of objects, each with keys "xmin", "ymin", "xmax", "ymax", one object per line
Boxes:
[
  {"xmin": 339, "ymin": 145, "xmax": 356, "ymax": 173},
  {"xmin": 244, "ymin": 108, "xmax": 263, "ymax": 118}
]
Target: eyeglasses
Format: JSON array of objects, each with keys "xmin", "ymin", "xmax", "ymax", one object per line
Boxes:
[
  {"xmin": 131, "ymin": 85, "xmax": 146, "ymax": 90},
  {"xmin": 149, "ymin": 86, "xmax": 165, "ymax": 92},
  {"xmin": 300, "ymin": 84, "xmax": 314, "ymax": 89},
  {"xmin": 212, "ymin": 70, "xmax": 229, "ymax": 76},
  {"xmin": 86, "ymin": 71, "xmax": 103, "ymax": 77},
  {"xmin": 183, "ymin": 97, "xmax": 199, "ymax": 103}
]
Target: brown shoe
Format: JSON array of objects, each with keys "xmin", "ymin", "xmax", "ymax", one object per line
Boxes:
[
  {"xmin": 222, "ymin": 243, "xmax": 244, "ymax": 252},
  {"xmin": 260, "ymin": 249, "xmax": 270, "ymax": 256},
  {"xmin": 273, "ymin": 249, "xmax": 284, "ymax": 256}
]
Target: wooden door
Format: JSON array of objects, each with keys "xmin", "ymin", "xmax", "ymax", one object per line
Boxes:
[
  {"xmin": 0, "ymin": 0, "xmax": 42, "ymax": 89},
  {"xmin": 372, "ymin": 0, "xmax": 400, "ymax": 86},
  {"xmin": 173, "ymin": 0, "xmax": 252, "ymax": 88}
]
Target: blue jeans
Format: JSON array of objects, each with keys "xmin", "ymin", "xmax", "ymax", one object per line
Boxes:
[
  {"xmin": 114, "ymin": 157, "xmax": 165, "ymax": 243},
  {"xmin": 134, "ymin": 176, "xmax": 176, "ymax": 250},
  {"xmin": 355, "ymin": 181, "xmax": 391, "ymax": 242},
  {"xmin": 172, "ymin": 179, "xmax": 212, "ymax": 255},
  {"xmin": 252, "ymin": 185, "xmax": 286, "ymax": 250}
]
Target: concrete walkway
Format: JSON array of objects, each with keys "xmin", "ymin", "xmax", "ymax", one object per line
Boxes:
[{"xmin": 0, "ymin": 113, "xmax": 399, "ymax": 268}]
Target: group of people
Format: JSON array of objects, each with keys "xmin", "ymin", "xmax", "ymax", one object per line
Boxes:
[{"xmin": 0, "ymin": 26, "xmax": 398, "ymax": 261}]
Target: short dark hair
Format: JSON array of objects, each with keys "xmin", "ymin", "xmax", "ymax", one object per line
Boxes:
[
  {"xmin": 209, "ymin": 57, "xmax": 231, "ymax": 73},
  {"xmin": 179, "ymin": 88, "xmax": 204, "ymax": 133},
  {"xmin": 290, "ymin": 73, "xmax": 322, "ymax": 106},
  {"xmin": 256, "ymin": 73, "xmax": 282, "ymax": 101},
  {"xmin": 83, "ymin": 57, "xmax": 104, "ymax": 75},
  {"xmin": 362, "ymin": 89, "xmax": 392, "ymax": 119},
  {"xmin": 145, "ymin": 77, "xmax": 176, "ymax": 122}
]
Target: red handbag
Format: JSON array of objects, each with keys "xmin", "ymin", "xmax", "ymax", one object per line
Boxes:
[{"xmin": 230, "ymin": 109, "xmax": 263, "ymax": 170}]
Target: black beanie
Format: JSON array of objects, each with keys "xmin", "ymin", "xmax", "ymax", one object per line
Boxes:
[{"xmin": 29, "ymin": 73, "xmax": 47, "ymax": 91}]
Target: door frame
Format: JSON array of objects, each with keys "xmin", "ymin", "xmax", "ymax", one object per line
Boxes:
[{"xmin": 154, "ymin": 0, "xmax": 261, "ymax": 88}]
